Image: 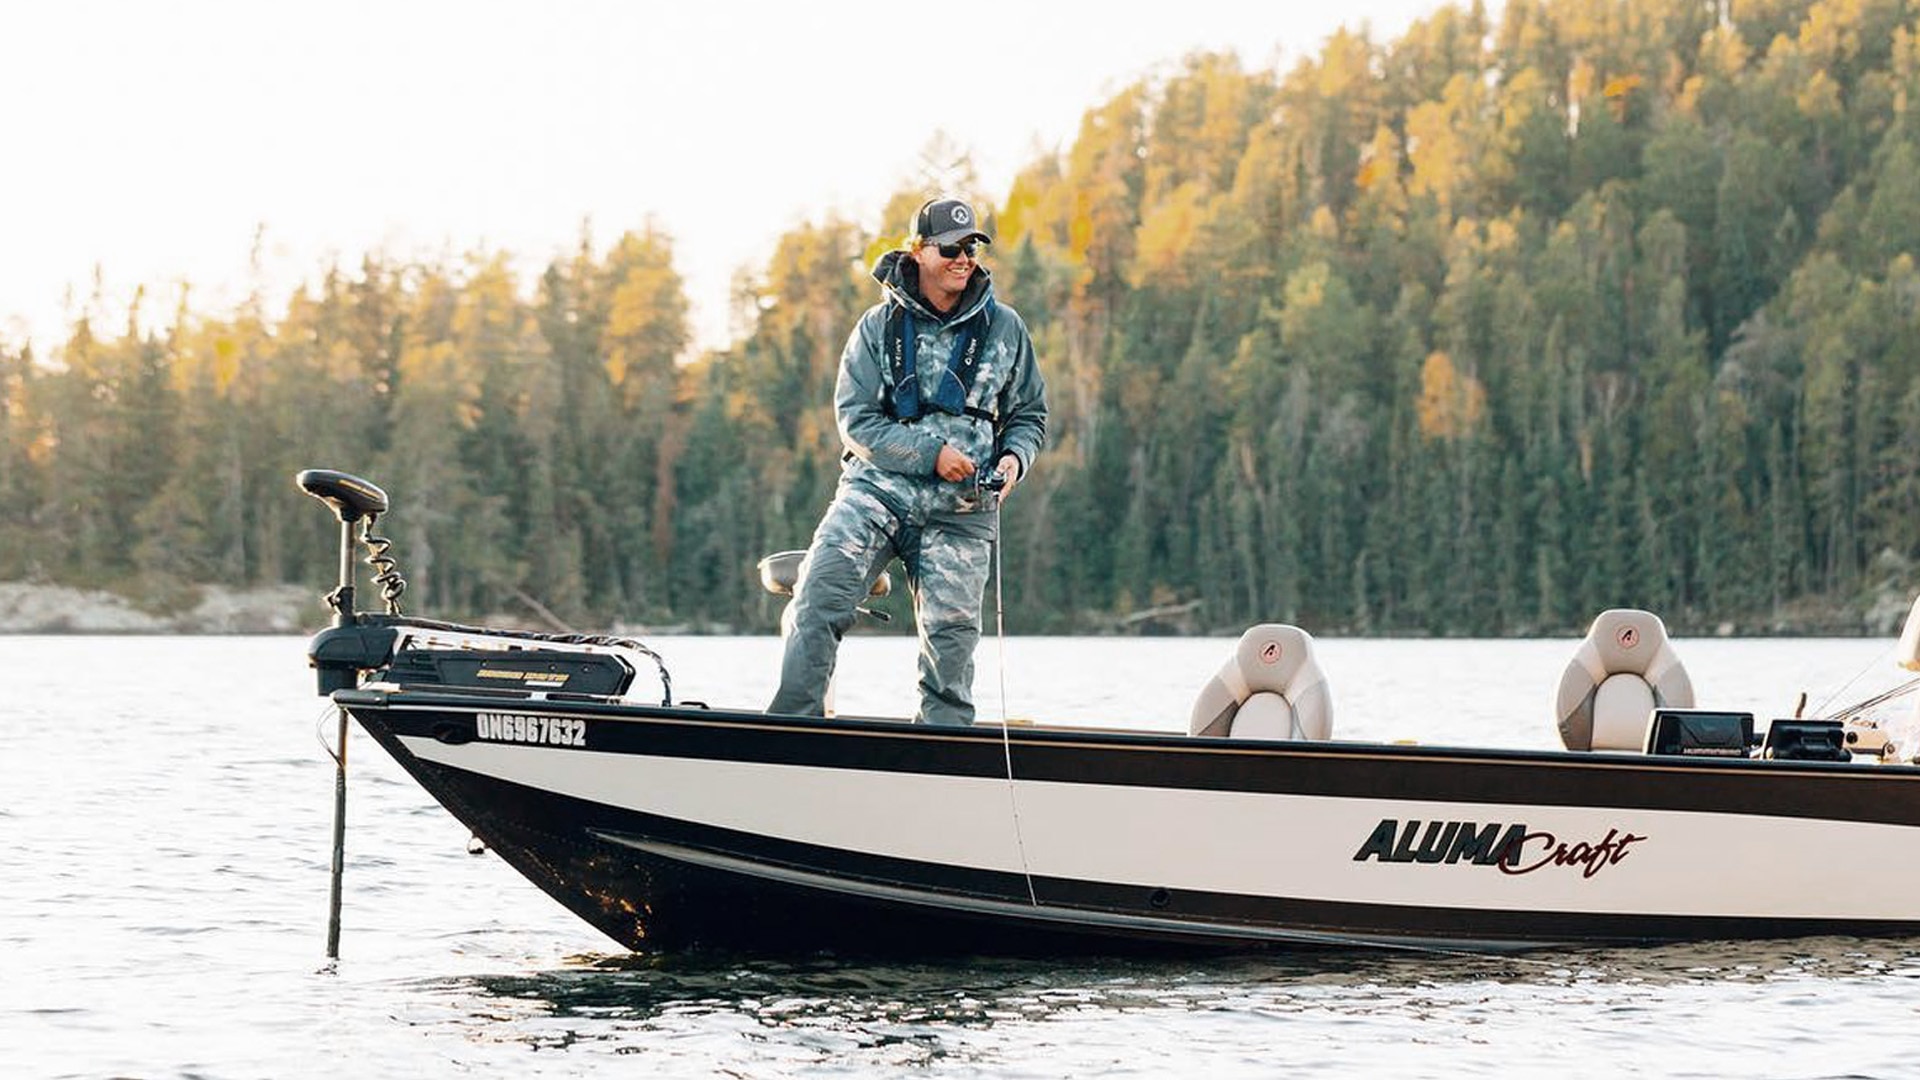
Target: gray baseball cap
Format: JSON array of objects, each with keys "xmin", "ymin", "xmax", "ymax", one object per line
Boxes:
[{"xmin": 913, "ymin": 198, "xmax": 992, "ymax": 246}]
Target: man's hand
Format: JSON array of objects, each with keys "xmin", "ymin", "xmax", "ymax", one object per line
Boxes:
[
  {"xmin": 935, "ymin": 445, "xmax": 976, "ymax": 483},
  {"xmin": 993, "ymin": 454, "xmax": 1021, "ymax": 497}
]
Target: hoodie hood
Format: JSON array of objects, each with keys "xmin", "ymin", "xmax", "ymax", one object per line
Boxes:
[{"xmin": 872, "ymin": 248, "xmax": 994, "ymax": 325}]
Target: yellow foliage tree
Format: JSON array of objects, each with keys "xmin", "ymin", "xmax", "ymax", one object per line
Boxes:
[{"xmin": 1416, "ymin": 349, "xmax": 1486, "ymax": 438}]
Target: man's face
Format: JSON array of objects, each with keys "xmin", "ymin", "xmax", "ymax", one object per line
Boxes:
[{"xmin": 913, "ymin": 239, "xmax": 979, "ymax": 307}]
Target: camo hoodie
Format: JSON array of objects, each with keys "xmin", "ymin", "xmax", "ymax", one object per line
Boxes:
[{"xmin": 833, "ymin": 248, "xmax": 1048, "ymax": 521}]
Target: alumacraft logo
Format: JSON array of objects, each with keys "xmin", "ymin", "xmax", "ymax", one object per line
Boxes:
[{"xmin": 1353, "ymin": 818, "xmax": 1647, "ymax": 879}]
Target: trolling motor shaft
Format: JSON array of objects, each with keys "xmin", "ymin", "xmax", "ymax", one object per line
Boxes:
[{"xmin": 295, "ymin": 468, "xmax": 391, "ymax": 964}]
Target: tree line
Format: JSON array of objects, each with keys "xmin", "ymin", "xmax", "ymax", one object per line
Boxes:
[{"xmin": 6, "ymin": 0, "xmax": 1920, "ymax": 637}]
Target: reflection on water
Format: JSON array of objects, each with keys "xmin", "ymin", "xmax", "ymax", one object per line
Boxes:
[
  {"xmin": 413, "ymin": 936, "xmax": 1920, "ymax": 1071},
  {"xmin": 1548, "ymin": 934, "xmax": 1920, "ymax": 985},
  {"xmin": 453, "ymin": 935, "xmax": 1920, "ymax": 1020}
]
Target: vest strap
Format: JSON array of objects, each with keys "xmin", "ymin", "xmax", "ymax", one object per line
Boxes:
[{"xmin": 884, "ymin": 299, "xmax": 995, "ymax": 422}]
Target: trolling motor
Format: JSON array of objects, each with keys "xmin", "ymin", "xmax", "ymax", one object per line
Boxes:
[
  {"xmin": 296, "ymin": 467, "xmax": 678, "ymax": 959},
  {"xmin": 295, "ymin": 467, "xmax": 397, "ymax": 964},
  {"xmin": 299, "ymin": 468, "xmax": 664, "ymax": 701}
]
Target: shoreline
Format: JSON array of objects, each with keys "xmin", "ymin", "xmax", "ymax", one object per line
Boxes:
[
  {"xmin": 0, "ymin": 580, "xmax": 1902, "ymax": 638},
  {"xmin": 0, "ymin": 582, "xmax": 318, "ymax": 635}
]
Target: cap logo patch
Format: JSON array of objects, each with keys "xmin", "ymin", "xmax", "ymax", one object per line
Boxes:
[{"xmin": 950, "ymin": 205, "xmax": 971, "ymax": 225}]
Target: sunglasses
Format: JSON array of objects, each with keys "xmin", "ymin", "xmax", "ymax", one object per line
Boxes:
[{"xmin": 932, "ymin": 240, "xmax": 981, "ymax": 259}]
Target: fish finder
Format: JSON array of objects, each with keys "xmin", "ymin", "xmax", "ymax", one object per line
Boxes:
[{"xmin": 1644, "ymin": 709, "xmax": 1756, "ymax": 757}]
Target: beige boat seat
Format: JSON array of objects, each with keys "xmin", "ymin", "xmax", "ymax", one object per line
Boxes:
[
  {"xmin": 757, "ymin": 550, "xmax": 891, "ymax": 601},
  {"xmin": 758, "ymin": 550, "xmax": 892, "ymax": 717},
  {"xmin": 1190, "ymin": 624, "xmax": 1333, "ymax": 740},
  {"xmin": 1895, "ymin": 592, "xmax": 1920, "ymax": 671},
  {"xmin": 1554, "ymin": 608, "xmax": 1694, "ymax": 751},
  {"xmin": 758, "ymin": 550, "xmax": 892, "ymax": 634}
]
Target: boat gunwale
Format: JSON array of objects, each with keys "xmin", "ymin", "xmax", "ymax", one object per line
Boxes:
[{"xmin": 331, "ymin": 685, "xmax": 1920, "ymax": 781}]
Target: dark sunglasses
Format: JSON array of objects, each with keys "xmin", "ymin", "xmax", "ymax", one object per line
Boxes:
[{"xmin": 933, "ymin": 240, "xmax": 981, "ymax": 259}]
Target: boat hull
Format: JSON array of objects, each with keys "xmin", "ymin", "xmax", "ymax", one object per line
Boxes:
[{"xmin": 338, "ymin": 689, "xmax": 1920, "ymax": 954}]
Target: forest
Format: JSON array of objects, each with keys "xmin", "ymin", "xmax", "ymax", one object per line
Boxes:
[{"xmin": 5, "ymin": 0, "xmax": 1920, "ymax": 637}]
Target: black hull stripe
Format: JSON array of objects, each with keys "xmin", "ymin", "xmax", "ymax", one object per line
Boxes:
[
  {"xmin": 344, "ymin": 694, "xmax": 1920, "ymax": 827},
  {"xmin": 594, "ymin": 835, "xmax": 1526, "ymax": 952}
]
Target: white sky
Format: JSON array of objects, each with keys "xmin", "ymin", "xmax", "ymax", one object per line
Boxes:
[{"xmin": 1, "ymin": 0, "xmax": 1447, "ymax": 356}]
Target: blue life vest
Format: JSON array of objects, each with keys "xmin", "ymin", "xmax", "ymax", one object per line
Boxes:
[{"xmin": 884, "ymin": 299, "xmax": 998, "ymax": 424}]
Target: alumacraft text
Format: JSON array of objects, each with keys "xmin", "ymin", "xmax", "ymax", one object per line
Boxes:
[{"xmin": 1353, "ymin": 818, "xmax": 1646, "ymax": 879}]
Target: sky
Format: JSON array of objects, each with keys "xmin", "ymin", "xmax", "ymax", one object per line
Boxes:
[{"xmin": 1, "ymin": 0, "xmax": 1450, "ymax": 356}]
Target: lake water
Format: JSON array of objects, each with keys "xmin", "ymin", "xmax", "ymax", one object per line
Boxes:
[{"xmin": 6, "ymin": 633, "xmax": 1920, "ymax": 1078}]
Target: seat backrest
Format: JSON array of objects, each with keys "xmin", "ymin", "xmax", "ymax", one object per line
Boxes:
[
  {"xmin": 1896, "ymin": 592, "xmax": 1920, "ymax": 671},
  {"xmin": 1190, "ymin": 624, "xmax": 1333, "ymax": 740},
  {"xmin": 1554, "ymin": 608, "xmax": 1693, "ymax": 751}
]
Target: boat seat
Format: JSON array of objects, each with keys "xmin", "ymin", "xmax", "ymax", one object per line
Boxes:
[
  {"xmin": 756, "ymin": 550, "xmax": 891, "ymax": 601},
  {"xmin": 1895, "ymin": 592, "xmax": 1920, "ymax": 671},
  {"xmin": 758, "ymin": 549, "xmax": 892, "ymax": 718},
  {"xmin": 1554, "ymin": 609, "xmax": 1694, "ymax": 751},
  {"xmin": 1190, "ymin": 624, "xmax": 1333, "ymax": 740},
  {"xmin": 759, "ymin": 548, "xmax": 892, "ymax": 638}
]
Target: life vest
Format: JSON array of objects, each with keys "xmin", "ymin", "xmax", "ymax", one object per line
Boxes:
[{"xmin": 883, "ymin": 299, "xmax": 998, "ymax": 424}]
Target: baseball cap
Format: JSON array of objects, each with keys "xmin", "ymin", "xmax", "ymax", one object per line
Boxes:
[{"xmin": 913, "ymin": 198, "xmax": 992, "ymax": 247}]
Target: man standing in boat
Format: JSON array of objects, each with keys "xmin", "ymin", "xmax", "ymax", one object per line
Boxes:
[{"xmin": 769, "ymin": 196, "xmax": 1048, "ymax": 725}]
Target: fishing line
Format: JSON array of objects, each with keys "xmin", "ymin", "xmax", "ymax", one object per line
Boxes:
[
  {"xmin": 993, "ymin": 493, "xmax": 1038, "ymax": 908},
  {"xmin": 1815, "ymin": 675, "xmax": 1920, "ymax": 722},
  {"xmin": 1807, "ymin": 640, "xmax": 1899, "ymax": 719}
]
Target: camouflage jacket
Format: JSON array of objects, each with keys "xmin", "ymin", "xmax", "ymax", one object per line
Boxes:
[{"xmin": 834, "ymin": 249, "xmax": 1048, "ymax": 522}]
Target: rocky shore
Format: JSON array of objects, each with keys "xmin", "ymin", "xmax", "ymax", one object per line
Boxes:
[{"xmin": 0, "ymin": 583, "xmax": 320, "ymax": 634}]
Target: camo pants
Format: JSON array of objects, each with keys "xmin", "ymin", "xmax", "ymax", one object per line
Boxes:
[{"xmin": 769, "ymin": 484, "xmax": 995, "ymax": 726}]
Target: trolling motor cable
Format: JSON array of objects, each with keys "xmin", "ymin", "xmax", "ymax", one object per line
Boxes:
[
  {"xmin": 360, "ymin": 514, "xmax": 407, "ymax": 615},
  {"xmin": 314, "ymin": 702, "xmax": 344, "ymax": 765}
]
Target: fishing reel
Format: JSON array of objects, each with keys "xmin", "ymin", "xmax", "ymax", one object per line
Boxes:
[{"xmin": 967, "ymin": 462, "xmax": 1011, "ymax": 512}]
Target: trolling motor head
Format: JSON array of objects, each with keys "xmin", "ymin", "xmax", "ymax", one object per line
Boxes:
[
  {"xmin": 298, "ymin": 469, "xmax": 405, "ymax": 694},
  {"xmin": 297, "ymin": 469, "xmax": 394, "ymax": 628},
  {"xmin": 297, "ymin": 469, "xmax": 389, "ymax": 524}
]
